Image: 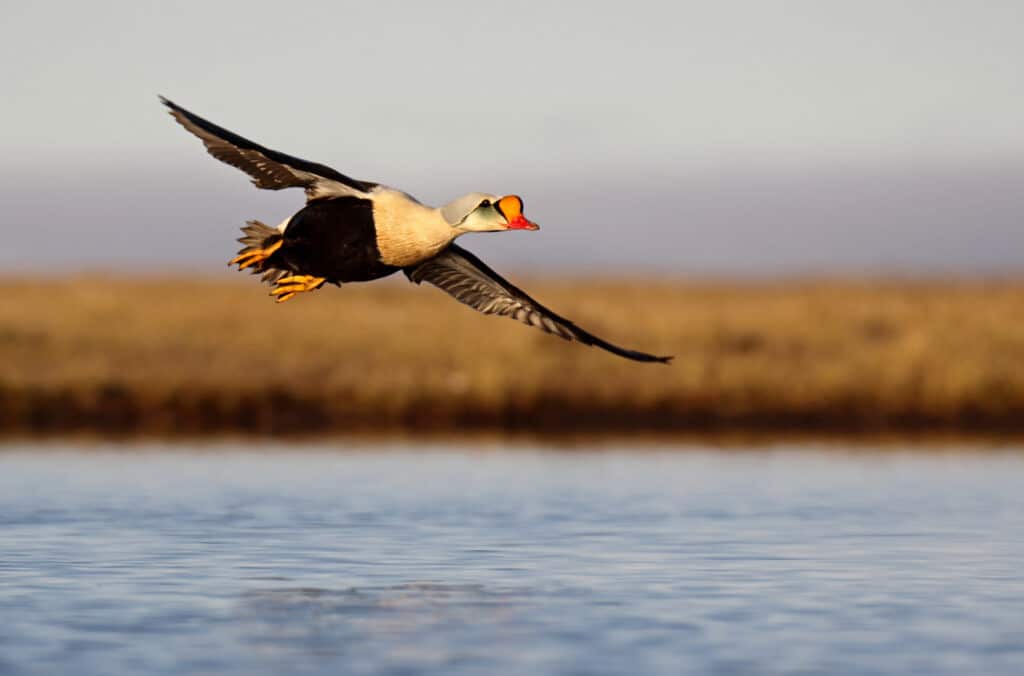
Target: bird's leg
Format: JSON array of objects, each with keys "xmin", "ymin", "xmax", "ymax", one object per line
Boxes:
[
  {"xmin": 228, "ymin": 239, "xmax": 283, "ymax": 271},
  {"xmin": 270, "ymin": 275, "xmax": 327, "ymax": 303}
]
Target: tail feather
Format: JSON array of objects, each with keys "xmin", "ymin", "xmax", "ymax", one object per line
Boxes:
[
  {"xmin": 260, "ymin": 268, "xmax": 289, "ymax": 284},
  {"xmin": 237, "ymin": 220, "xmax": 279, "ymax": 248},
  {"xmin": 232, "ymin": 220, "xmax": 288, "ymax": 283}
]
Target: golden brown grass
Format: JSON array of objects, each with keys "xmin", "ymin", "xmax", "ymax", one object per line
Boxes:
[{"xmin": 2, "ymin": 275, "xmax": 1024, "ymax": 436}]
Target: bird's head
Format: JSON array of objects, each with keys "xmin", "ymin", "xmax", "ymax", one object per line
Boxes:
[{"xmin": 441, "ymin": 193, "xmax": 539, "ymax": 233}]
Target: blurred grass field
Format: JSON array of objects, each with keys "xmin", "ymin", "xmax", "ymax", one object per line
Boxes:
[{"xmin": 2, "ymin": 275, "xmax": 1024, "ymax": 436}]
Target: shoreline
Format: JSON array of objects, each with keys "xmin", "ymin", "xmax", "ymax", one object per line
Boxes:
[{"xmin": 5, "ymin": 383, "xmax": 1024, "ymax": 439}]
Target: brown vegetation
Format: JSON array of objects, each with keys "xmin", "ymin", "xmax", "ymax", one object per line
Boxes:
[{"xmin": 2, "ymin": 275, "xmax": 1024, "ymax": 437}]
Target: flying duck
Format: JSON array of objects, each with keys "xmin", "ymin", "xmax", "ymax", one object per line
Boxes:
[{"xmin": 161, "ymin": 97, "xmax": 671, "ymax": 363}]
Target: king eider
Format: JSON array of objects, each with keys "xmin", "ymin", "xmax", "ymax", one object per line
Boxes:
[{"xmin": 161, "ymin": 97, "xmax": 671, "ymax": 364}]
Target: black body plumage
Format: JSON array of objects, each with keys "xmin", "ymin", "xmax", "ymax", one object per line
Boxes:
[{"xmin": 269, "ymin": 197, "xmax": 401, "ymax": 283}]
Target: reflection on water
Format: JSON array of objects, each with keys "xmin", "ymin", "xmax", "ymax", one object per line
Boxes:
[
  {"xmin": 238, "ymin": 583, "xmax": 530, "ymax": 665},
  {"xmin": 0, "ymin": 442, "xmax": 1023, "ymax": 676}
]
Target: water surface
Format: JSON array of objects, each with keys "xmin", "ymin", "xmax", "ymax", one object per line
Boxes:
[{"xmin": 1, "ymin": 442, "xmax": 1022, "ymax": 675}]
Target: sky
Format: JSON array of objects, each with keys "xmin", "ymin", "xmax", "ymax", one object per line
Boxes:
[{"xmin": 1, "ymin": 1, "xmax": 1022, "ymax": 276}]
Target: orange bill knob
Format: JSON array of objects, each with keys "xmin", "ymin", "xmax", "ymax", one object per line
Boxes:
[{"xmin": 497, "ymin": 195, "xmax": 539, "ymax": 230}]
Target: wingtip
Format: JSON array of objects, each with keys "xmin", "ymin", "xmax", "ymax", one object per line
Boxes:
[{"xmin": 618, "ymin": 349, "xmax": 674, "ymax": 364}]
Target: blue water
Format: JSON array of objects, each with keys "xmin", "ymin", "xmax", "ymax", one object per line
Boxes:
[{"xmin": 1, "ymin": 442, "xmax": 1022, "ymax": 676}]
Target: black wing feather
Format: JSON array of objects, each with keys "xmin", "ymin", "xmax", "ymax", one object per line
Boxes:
[
  {"xmin": 405, "ymin": 244, "xmax": 672, "ymax": 364},
  {"xmin": 160, "ymin": 96, "xmax": 376, "ymax": 198}
]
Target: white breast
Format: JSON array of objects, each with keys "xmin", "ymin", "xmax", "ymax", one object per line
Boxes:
[{"xmin": 372, "ymin": 189, "xmax": 457, "ymax": 267}]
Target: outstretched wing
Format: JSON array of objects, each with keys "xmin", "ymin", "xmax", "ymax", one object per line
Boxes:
[
  {"xmin": 405, "ymin": 244, "xmax": 672, "ymax": 363},
  {"xmin": 160, "ymin": 97, "xmax": 376, "ymax": 201}
]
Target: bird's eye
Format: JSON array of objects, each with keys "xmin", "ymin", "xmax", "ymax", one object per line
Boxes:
[{"xmin": 479, "ymin": 200, "xmax": 491, "ymax": 209}]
